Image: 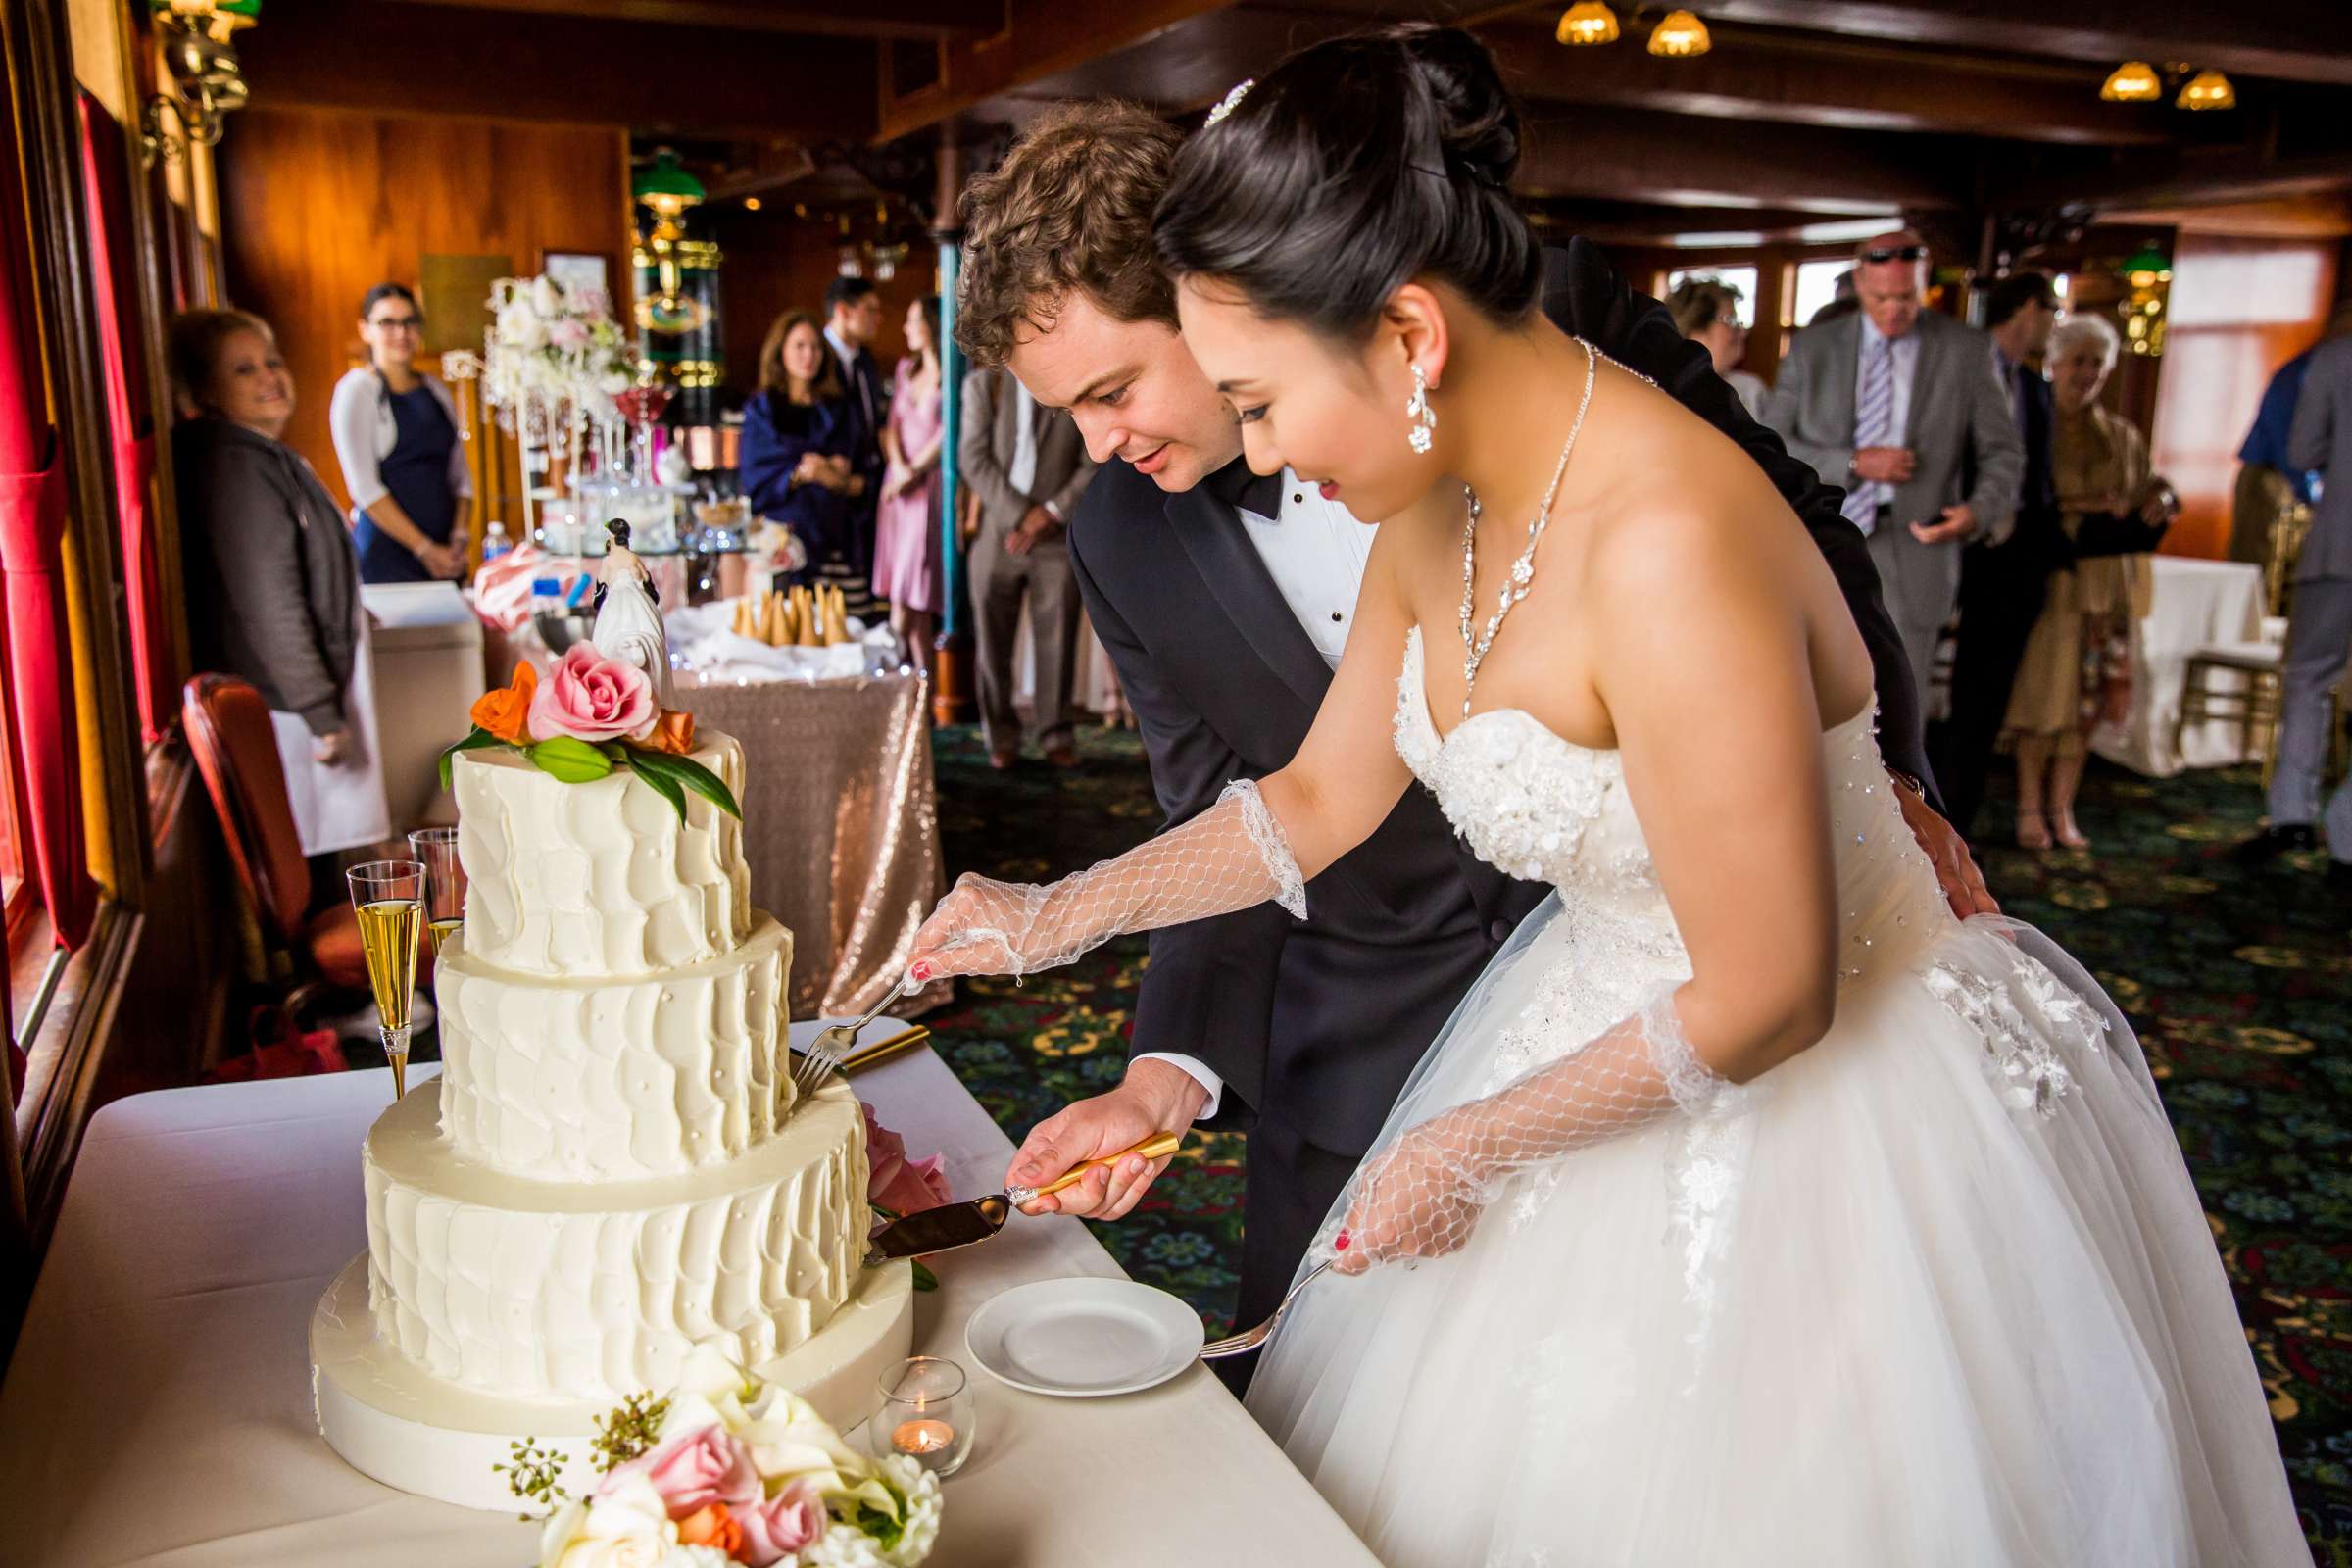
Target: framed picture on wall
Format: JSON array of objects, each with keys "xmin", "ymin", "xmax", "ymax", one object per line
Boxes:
[{"xmin": 541, "ymin": 250, "xmax": 614, "ymax": 310}]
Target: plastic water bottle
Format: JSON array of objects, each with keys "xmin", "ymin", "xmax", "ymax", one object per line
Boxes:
[{"xmin": 481, "ymin": 519, "xmax": 513, "ymax": 562}]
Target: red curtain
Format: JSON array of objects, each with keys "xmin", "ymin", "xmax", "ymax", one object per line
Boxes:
[
  {"xmin": 0, "ymin": 94, "xmax": 96, "ymax": 950},
  {"xmin": 80, "ymin": 93, "xmax": 170, "ymax": 744}
]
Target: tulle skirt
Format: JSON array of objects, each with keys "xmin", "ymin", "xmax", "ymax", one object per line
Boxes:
[{"xmin": 1247, "ymin": 901, "xmax": 2307, "ymax": 1567}]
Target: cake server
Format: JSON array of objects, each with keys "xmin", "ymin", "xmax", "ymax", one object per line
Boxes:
[{"xmin": 863, "ymin": 1131, "xmax": 1185, "ymax": 1266}]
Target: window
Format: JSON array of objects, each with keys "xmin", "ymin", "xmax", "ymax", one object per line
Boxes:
[
  {"xmin": 1664, "ymin": 266, "xmax": 1758, "ymax": 324},
  {"xmin": 1789, "ymin": 261, "xmax": 1853, "ymax": 330}
]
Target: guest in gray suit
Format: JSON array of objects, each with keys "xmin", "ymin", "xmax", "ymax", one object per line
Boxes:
[
  {"xmin": 1764, "ymin": 231, "xmax": 2024, "ymax": 702},
  {"xmin": 959, "ymin": 365, "xmax": 1100, "ymax": 769},
  {"xmin": 2243, "ymin": 331, "xmax": 2352, "ymax": 881}
]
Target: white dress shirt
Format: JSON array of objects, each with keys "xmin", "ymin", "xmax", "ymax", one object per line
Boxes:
[
  {"xmin": 1135, "ymin": 468, "xmax": 1378, "ymax": 1119},
  {"xmin": 1851, "ymin": 317, "xmax": 1921, "ymax": 517}
]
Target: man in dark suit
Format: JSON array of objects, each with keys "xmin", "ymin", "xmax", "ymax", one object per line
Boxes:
[
  {"xmin": 1935, "ymin": 272, "xmax": 2062, "ymax": 844},
  {"xmin": 951, "ymin": 101, "xmax": 1995, "ymax": 1384},
  {"xmin": 823, "ymin": 275, "xmax": 887, "ymax": 584}
]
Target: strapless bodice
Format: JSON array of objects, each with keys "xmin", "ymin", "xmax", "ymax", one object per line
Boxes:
[{"xmin": 1392, "ymin": 627, "xmax": 1952, "ymax": 985}]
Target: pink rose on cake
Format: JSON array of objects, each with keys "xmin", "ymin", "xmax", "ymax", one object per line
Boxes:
[
  {"xmin": 530, "ymin": 643, "xmax": 658, "ymax": 744},
  {"xmin": 863, "ymin": 1106, "xmax": 952, "ymax": 1217},
  {"xmin": 600, "ymin": 1424, "xmax": 760, "ymax": 1518},
  {"xmin": 734, "ymin": 1479, "xmax": 826, "ymax": 1565}
]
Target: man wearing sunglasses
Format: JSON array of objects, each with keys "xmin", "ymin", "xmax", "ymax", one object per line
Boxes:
[{"xmin": 1765, "ymin": 231, "xmax": 2024, "ymax": 705}]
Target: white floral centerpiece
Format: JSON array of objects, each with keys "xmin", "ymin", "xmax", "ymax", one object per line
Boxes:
[
  {"xmin": 514, "ymin": 1344, "xmax": 942, "ymax": 1568},
  {"xmin": 446, "ymin": 273, "xmax": 635, "ymax": 473}
]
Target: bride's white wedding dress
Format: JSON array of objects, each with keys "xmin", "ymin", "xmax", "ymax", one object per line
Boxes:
[{"xmin": 1245, "ymin": 627, "xmax": 2306, "ymax": 1567}]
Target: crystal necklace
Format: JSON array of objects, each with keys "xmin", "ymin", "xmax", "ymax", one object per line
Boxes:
[{"xmin": 1456, "ymin": 337, "xmax": 1598, "ymax": 720}]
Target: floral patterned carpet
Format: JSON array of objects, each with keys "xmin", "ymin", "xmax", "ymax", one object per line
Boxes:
[{"xmin": 925, "ymin": 721, "xmax": 2352, "ymax": 1558}]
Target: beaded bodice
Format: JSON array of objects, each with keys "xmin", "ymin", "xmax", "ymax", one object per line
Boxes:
[{"xmin": 1392, "ymin": 627, "xmax": 1952, "ymax": 983}]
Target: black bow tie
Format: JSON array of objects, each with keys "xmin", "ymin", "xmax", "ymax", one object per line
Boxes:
[{"xmin": 1203, "ymin": 457, "xmax": 1287, "ymax": 518}]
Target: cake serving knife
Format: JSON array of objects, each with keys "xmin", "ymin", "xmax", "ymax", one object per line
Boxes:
[{"xmin": 862, "ymin": 1131, "xmax": 1185, "ymax": 1266}]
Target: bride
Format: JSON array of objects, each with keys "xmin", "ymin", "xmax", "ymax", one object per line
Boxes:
[{"xmin": 906, "ymin": 25, "xmax": 2305, "ymax": 1566}]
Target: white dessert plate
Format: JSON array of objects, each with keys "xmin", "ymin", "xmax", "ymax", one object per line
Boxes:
[{"xmin": 964, "ymin": 1278, "xmax": 1205, "ymax": 1397}]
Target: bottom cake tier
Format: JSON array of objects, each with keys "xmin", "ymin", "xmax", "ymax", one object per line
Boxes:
[
  {"xmin": 363, "ymin": 1075, "xmax": 866, "ymax": 1404},
  {"xmin": 311, "ymin": 1251, "xmax": 914, "ymax": 1510}
]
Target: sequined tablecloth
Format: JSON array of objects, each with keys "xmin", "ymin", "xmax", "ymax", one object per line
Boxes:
[{"xmin": 678, "ymin": 666, "xmax": 951, "ymax": 1019}]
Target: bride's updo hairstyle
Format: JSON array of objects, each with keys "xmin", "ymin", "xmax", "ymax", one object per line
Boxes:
[{"xmin": 1153, "ymin": 24, "xmax": 1541, "ymax": 341}]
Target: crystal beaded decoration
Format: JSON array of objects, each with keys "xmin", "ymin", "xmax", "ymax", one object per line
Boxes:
[{"xmin": 1406, "ymin": 363, "xmax": 1437, "ymax": 456}]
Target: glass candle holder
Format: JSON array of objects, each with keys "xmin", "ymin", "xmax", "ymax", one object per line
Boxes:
[{"xmin": 871, "ymin": 1356, "xmax": 973, "ymax": 1478}]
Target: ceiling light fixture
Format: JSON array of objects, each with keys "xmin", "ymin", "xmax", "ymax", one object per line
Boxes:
[
  {"xmin": 2176, "ymin": 70, "xmax": 2236, "ymax": 111},
  {"xmin": 1647, "ymin": 9, "xmax": 1710, "ymax": 59},
  {"xmin": 2099, "ymin": 61, "xmax": 2162, "ymax": 102},
  {"xmin": 1556, "ymin": 2, "xmax": 1620, "ymax": 46}
]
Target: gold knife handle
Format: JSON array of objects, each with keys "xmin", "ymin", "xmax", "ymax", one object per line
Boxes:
[{"xmin": 1027, "ymin": 1131, "xmax": 1185, "ymax": 1200}]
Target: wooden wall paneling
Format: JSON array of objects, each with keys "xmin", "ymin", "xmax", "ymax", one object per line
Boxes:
[
  {"xmin": 2148, "ymin": 233, "xmax": 2338, "ymax": 561},
  {"xmin": 216, "ymin": 106, "xmax": 630, "ymax": 520},
  {"xmin": 711, "ymin": 206, "xmax": 939, "ymax": 409}
]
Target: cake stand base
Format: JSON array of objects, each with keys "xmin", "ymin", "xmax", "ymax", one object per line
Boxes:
[{"xmin": 310, "ymin": 1253, "xmax": 915, "ymax": 1511}]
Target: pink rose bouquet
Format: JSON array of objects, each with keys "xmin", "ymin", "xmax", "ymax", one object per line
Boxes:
[
  {"xmin": 528, "ymin": 1345, "xmax": 941, "ymax": 1568},
  {"xmin": 863, "ymin": 1106, "xmax": 952, "ymax": 1218}
]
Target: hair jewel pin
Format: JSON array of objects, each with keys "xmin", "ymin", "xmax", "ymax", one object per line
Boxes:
[{"xmin": 1204, "ymin": 78, "xmax": 1254, "ymax": 128}]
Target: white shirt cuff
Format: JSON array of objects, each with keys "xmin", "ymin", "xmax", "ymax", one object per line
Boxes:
[{"xmin": 1132, "ymin": 1053, "xmax": 1223, "ymax": 1121}]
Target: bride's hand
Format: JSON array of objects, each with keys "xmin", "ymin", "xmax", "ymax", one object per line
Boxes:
[
  {"xmin": 905, "ymin": 871, "xmax": 1045, "ymax": 984},
  {"xmin": 1331, "ymin": 1117, "xmax": 1493, "ymax": 1275}
]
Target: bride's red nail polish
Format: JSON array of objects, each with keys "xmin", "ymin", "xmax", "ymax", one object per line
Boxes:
[{"xmin": 1334, "ymin": 1230, "xmax": 1351, "ymax": 1251}]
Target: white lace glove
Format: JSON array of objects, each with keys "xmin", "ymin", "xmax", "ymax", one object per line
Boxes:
[
  {"xmin": 906, "ymin": 779, "xmax": 1306, "ymax": 982},
  {"xmin": 1329, "ymin": 984, "xmax": 1749, "ymax": 1274}
]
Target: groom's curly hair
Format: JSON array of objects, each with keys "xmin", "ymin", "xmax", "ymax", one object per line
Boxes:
[{"xmin": 953, "ymin": 100, "xmax": 1182, "ymax": 368}]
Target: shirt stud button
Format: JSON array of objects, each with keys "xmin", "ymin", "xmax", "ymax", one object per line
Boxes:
[
  {"xmin": 1331, "ymin": 611, "xmax": 1343, "ymax": 622},
  {"xmin": 1293, "ymin": 493, "xmax": 1303, "ymax": 504}
]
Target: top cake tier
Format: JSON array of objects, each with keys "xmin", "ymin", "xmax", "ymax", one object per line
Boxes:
[{"xmin": 454, "ymin": 733, "xmax": 752, "ymax": 978}]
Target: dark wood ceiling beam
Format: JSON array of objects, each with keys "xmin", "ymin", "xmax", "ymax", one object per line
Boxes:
[
  {"xmin": 237, "ymin": 1, "xmax": 877, "ymax": 139},
  {"xmin": 386, "ymin": 0, "xmax": 991, "ymax": 42},
  {"xmin": 1517, "ymin": 102, "xmax": 1966, "ymax": 212},
  {"xmin": 1703, "ymin": 0, "xmax": 2352, "ymax": 87},
  {"xmin": 877, "ymin": 0, "xmax": 1243, "ymax": 143},
  {"xmin": 1995, "ymin": 145, "xmax": 2352, "ymax": 214},
  {"xmin": 1479, "ymin": 16, "xmax": 2174, "ymax": 146}
]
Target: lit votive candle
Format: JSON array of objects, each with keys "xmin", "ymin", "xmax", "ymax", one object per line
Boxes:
[{"xmin": 892, "ymin": 1418, "xmax": 956, "ymax": 1457}]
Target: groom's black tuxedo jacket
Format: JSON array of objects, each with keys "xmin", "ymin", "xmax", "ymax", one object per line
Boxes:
[{"xmin": 1067, "ymin": 238, "xmax": 1930, "ymax": 1157}]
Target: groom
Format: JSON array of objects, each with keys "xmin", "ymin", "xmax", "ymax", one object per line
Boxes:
[{"xmin": 951, "ymin": 99, "xmax": 1995, "ymax": 1379}]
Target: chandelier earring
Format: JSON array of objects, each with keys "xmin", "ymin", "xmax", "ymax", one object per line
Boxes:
[{"xmin": 1406, "ymin": 364, "xmax": 1437, "ymax": 455}]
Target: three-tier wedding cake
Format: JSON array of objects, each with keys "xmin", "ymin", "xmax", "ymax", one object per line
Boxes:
[{"xmin": 311, "ymin": 723, "xmax": 913, "ymax": 1511}]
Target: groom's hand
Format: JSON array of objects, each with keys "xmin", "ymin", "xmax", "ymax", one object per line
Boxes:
[
  {"xmin": 1889, "ymin": 771, "xmax": 2000, "ymax": 920},
  {"xmin": 1006, "ymin": 1059, "xmax": 1206, "ymax": 1221}
]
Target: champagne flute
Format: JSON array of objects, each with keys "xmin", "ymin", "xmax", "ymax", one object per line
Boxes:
[
  {"xmin": 347, "ymin": 860, "xmax": 426, "ymax": 1099},
  {"xmin": 408, "ymin": 826, "xmax": 466, "ymax": 961}
]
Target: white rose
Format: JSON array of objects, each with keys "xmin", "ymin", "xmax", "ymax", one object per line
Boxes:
[
  {"xmin": 537, "ymin": 1497, "xmax": 592, "ymax": 1568},
  {"xmin": 533, "ymin": 275, "xmax": 563, "ymax": 316},
  {"xmin": 554, "ymin": 1475, "xmax": 678, "ymax": 1568},
  {"xmin": 599, "ymin": 370, "xmax": 632, "ymax": 396},
  {"xmin": 497, "ymin": 301, "xmax": 545, "ymax": 350},
  {"xmin": 660, "ymin": 1548, "xmax": 735, "ymax": 1568},
  {"xmin": 803, "ymin": 1529, "xmax": 889, "ymax": 1568}
]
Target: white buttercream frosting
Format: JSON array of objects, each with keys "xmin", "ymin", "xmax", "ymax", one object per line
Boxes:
[
  {"xmin": 436, "ymin": 914, "xmax": 797, "ymax": 1180},
  {"xmin": 454, "ymin": 734, "xmax": 752, "ymax": 979},
  {"xmin": 363, "ymin": 1078, "xmax": 866, "ymax": 1405}
]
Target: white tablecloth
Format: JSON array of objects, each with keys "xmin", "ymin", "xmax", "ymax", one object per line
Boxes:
[
  {"xmin": 2093, "ymin": 556, "xmax": 2268, "ymax": 777},
  {"xmin": 0, "ymin": 1034, "xmax": 1377, "ymax": 1567}
]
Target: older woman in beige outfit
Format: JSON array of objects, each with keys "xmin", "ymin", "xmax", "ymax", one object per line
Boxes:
[{"xmin": 2005, "ymin": 313, "xmax": 2164, "ymax": 851}]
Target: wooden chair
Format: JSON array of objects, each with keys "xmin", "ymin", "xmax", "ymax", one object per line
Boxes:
[
  {"xmin": 180, "ymin": 673, "xmax": 413, "ymax": 1008},
  {"xmin": 2177, "ymin": 499, "xmax": 2347, "ymax": 789}
]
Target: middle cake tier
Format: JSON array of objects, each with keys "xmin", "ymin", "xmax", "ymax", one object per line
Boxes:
[
  {"xmin": 364, "ymin": 1074, "xmax": 866, "ymax": 1406},
  {"xmin": 436, "ymin": 913, "xmax": 797, "ymax": 1181}
]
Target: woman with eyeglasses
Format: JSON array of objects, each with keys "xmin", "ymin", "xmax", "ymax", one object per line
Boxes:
[{"xmin": 328, "ymin": 282, "xmax": 472, "ymax": 584}]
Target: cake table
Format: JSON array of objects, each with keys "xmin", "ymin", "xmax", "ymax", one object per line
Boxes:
[{"xmin": 0, "ymin": 1039, "xmax": 1382, "ymax": 1568}]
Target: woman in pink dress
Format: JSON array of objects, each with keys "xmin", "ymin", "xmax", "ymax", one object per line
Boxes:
[{"xmin": 875, "ymin": 295, "xmax": 946, "ymax": 670}]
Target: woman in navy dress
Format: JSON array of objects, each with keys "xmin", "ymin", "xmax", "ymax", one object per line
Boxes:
[
  {"xmin": 328, "ymin": 282, "xmax": 472, "ymax": 584},
  {"xmin": 738, "ymin": 309, "xmax": 861, "ymax": 589}
]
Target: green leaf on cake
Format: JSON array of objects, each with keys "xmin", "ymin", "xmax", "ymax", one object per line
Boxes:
[
  {"xmin": 526, "ymin": 735, "xmax": 616, "ymax": 784},
  {"xmin": 629, "ymin": 755, "xmax": 688, "ymax": 820},
  {"xmin": 910, "ymin": 1259, "xmax": 939, "ymax": 1293},
  {"xmin": 437, "ymin": 726, "xmax": 505, "ymax": 790},
  {"xmin": 625, "ymin": 747, "xmax": 744, "ymax": 820}
]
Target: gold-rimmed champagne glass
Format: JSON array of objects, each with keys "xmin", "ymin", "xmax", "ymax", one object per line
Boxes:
[
  {"xmin": 408, "ymin": 826, "xmax": 466, "ymax": 961},
  {"xmin": 347, "ymin": 860, "xmax": 425, "ymax": 1099}
]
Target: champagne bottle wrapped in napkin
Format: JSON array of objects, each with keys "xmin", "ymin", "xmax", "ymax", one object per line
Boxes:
[{"xmin": 729, "ymin": 585, "xmax": 855, "ymax": 648}]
